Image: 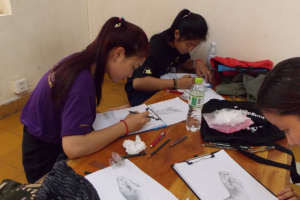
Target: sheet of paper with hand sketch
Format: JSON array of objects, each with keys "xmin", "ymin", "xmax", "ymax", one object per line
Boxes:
[
  {"xmin": 147, "ymin": 97, "xmax": 189, "ymax": 126},
  {"xmin": 85, "ymin": 159, "xmax": 178, "ymax": 200},
  {"xmin": 92, "ymin": 97, "xmax": 188, "ymax": 135},
  {"xmin": 160, "ymin": 73, "xmax": 224, "ymax": 104},
  {"xmin": 92, "ymin": 104, "xmax": 166, "ymax": 135},
  {"xmin": 172, "ymin": 150, "xmax": 277, "ymax": 200}
]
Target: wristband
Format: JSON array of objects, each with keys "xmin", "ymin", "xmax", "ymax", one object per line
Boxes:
[
  {"xmin": 120, "ymin": 120, "xmax": 129, "ymax": 136},
  {"xmin": 172, "ymin": 79, "xmax": 177, "ymax": 89}
]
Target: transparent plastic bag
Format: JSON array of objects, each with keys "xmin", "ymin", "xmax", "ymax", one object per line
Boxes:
[{"xmin": 203, "ymin": 108, "xmax": 254, "ymax": 134}]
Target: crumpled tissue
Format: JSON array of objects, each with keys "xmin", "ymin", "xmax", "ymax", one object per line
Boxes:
[{"xmin": 122, "ymin": 135, "xmax": 146, "ymax": 155}]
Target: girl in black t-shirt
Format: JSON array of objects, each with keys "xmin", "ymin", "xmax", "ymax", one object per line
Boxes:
[{"xmin": 126, "ymin": 9, "xmax": 212, "ymax": 106}]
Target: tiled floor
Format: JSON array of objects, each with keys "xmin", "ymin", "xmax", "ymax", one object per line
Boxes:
[{"xmin": 0, "ymin": 75, "xmax": 300, "ymax": 195}]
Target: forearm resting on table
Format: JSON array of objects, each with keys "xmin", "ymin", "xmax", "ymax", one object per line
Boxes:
[
  {"xmin": 133, "ymin": 76, "xmax": 174, "ymax": 91},
  {"xmin": 62, "ymin": 122, "xmax": 125, "ymax": 159}
]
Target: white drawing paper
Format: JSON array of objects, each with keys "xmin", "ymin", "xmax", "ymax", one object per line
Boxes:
[
  {"xmin": 148, "ymin": 97, "xmax": 189, "ymax": 126},
  {"xmin": 92, "ymin": 97, "xmax": 188, "ymax": 135},
  {"xmin": 92, "ymin": 104, "xmax": 166, "ymax": 135},
  {"xmin": 160, "ymin": 73, "xmax": 224, "ymax": 104},
  {"xmin": 173, "ymin": 150, "xmax": 277, "ymax": 200},
  {"xmin": 85, "ymin": 159, "xmax": 178, "ymax": 200},
  {"xmin": 160, "ymin": 72, "xmax": 198, "ymax": 80}
]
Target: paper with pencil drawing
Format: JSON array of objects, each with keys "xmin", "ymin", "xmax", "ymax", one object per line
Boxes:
[
  {"xmin": 160, "ymin": 73, "xmax": 224, "ymax": 104},
  {"xmin": 92, "ymin": 104, "xmax": 166, "ymax": 135},
  {"xmin": 147, "ymin": 97, "xmax": 189, "ymax": 126},
  {"xmin": 172, "ymin": 150, "xmax": 277, "ymax": 200},
  {"xmin": 85, "ymin": 159, "xmax": 177, "ymax": 200},
  {"xmin": 92, "ymin": 97, "xmax": 188, "ymax": 135}
]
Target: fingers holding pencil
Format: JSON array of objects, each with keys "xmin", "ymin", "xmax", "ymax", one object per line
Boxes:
[
  {"xmin": 129, "ymin": 110, "xmax": 157, "ymax": 120},
  {"xmin": 124, "ymin": 111, "xmax": 150, "ymax": 132}
]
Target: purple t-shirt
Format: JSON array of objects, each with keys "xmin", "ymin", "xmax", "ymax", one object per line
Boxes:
[{"xmin": 21, "ymin": 69, "xmax": 96, "ymax": 144}]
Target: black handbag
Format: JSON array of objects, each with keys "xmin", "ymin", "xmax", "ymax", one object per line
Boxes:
[
  {"xmin": 200, "ymin": 99, "xmax": 300, "ymax": 183},
  {"xmin": 201, "ymin": 99, "xmax": 285, "ymax": 146}
]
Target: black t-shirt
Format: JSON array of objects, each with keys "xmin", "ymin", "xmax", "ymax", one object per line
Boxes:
[{"xmin": 125, "ymin": 33, "xmax": 190, "ymax": 106}]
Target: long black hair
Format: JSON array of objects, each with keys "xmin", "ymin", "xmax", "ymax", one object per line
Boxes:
[
  {"xmin": 159, "ymin": 9, "xmax": 208, "ymax": 41},
  {"xmin": 51, "ymin": 17, "xmax": 149, "ymax": 106},
  {"xmin": 257, "ymin": 57, "xmax": 300, "ymax": 115}
]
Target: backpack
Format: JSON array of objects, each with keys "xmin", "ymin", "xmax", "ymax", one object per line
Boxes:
[{"xmin": 210, "ymin": 57, "xmax": 273, "ymax": 85}]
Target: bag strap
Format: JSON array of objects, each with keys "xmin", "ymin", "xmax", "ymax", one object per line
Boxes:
[{"xmin": 237, "ymin": 144, "xmax": 300, "ymax": 183}]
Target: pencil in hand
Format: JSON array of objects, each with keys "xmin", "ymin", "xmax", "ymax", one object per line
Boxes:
[{"xmin": 128, "ymin": 110, "xmax": 157, "ymax": 120}]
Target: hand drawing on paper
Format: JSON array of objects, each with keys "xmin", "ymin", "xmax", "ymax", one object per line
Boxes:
[
  {"xmin": 219, "ymin": 171, "xmax": 250, "ymax": 200},
  {"xmin": 116, "ymin": 176, "xmax": 148, "ymax": 200}
]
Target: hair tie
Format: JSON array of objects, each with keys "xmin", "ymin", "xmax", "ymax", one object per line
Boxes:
[
  {"xmin": 183, "ymin": 12, "xmax": 192, "ymax": 19},
  {"xmin": 114, "ymin": 17, "xmax": 124, "ymax": 28}
]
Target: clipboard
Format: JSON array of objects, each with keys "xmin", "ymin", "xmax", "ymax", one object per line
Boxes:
[
  {"xmin": 171, "ymin": 151, "xmax": 218, "ymax": 200},
  {"xmin": 171, "ymin": 150, "xmax": 277, "ymax": 200}
]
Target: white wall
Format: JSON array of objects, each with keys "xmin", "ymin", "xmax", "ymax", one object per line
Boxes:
[
  {"xmin": 0, "ymin": 0, "xmax": 89, "ymax": 105},
  {"xmin": 1, "ymin": 0, "xmax": 300, "ymax": 105},
  {"xmin": 89, "ymin": 0, "xmax": 300, "ymax": 64},
  {"xmin": 0, "ymin": 1, "xmax": 4, "ymax": 14}
]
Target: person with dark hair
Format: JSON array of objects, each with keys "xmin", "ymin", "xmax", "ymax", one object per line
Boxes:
[
  {"xmin": 125, "ymin": 9, "xmax": 211, "ymax": 106},
  {"xmin": 257, "ymin": 57, "xmax": 300, "ymax": 200},
  {"xmin": 20, "ymin": 17, "xmax": 150, "ymax": 183}
]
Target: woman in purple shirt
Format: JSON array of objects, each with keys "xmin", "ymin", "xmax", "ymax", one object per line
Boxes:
[{"xmin": 21, "ymin": 17, "xmax": 150, "ymax": 183}]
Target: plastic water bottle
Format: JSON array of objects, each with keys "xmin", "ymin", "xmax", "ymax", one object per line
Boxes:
[
  {"xmin": 207, "ymin": 41, "xmax": 217, "ymax": 69},
  {"xmin": 186, "ymin": 78, "xmax": 206, "ymax": 132}
]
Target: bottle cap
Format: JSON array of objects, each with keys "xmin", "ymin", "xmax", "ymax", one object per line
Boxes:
[
  {"xmin": 195, "ymin": 77, "xmax": 203, "ymax": 84},
  {"xmin": 211, "ymin": 41, "xmax": 217, "ymax": 46}
]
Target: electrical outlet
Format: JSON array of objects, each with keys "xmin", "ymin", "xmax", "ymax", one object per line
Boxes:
[{"xmin": 14, "ymin": 78, "xmax": 28, "ymax": 94}]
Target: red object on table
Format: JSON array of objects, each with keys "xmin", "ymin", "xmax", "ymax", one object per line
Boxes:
[
  {"xmin": 166, "ymin": 89, "xmax": 184, "ymax": 95},
  {"xmin": 150, "ymin": 131, "xmax": 166, "ymax": 148}
]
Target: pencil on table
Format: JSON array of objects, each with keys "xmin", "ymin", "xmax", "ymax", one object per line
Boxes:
[{"xmin": 149, "ymin": 138, "xmax": 171, "ymax": 157}]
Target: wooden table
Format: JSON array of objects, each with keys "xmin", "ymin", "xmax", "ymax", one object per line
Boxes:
[{"xmin": 68, "ymin": 90, "xmax": 290, "ymax": 200}]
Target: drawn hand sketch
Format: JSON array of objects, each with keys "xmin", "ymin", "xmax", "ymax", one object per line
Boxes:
[
  {"xmin": 219, "ymin": 171, "xmax": 250, "ymax": 200},
  {"xmin": 116, "ymin": 176, "xmax": 148, "ymax": 200}
]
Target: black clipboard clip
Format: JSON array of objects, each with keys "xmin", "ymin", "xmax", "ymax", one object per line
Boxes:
[
  {"xmin": 185, "ymin": 151, "xmax": 217, "ymax": 165},
  {"xmin": 146, "ymin": 107, "xmax": 161, "ymax": 121}
]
